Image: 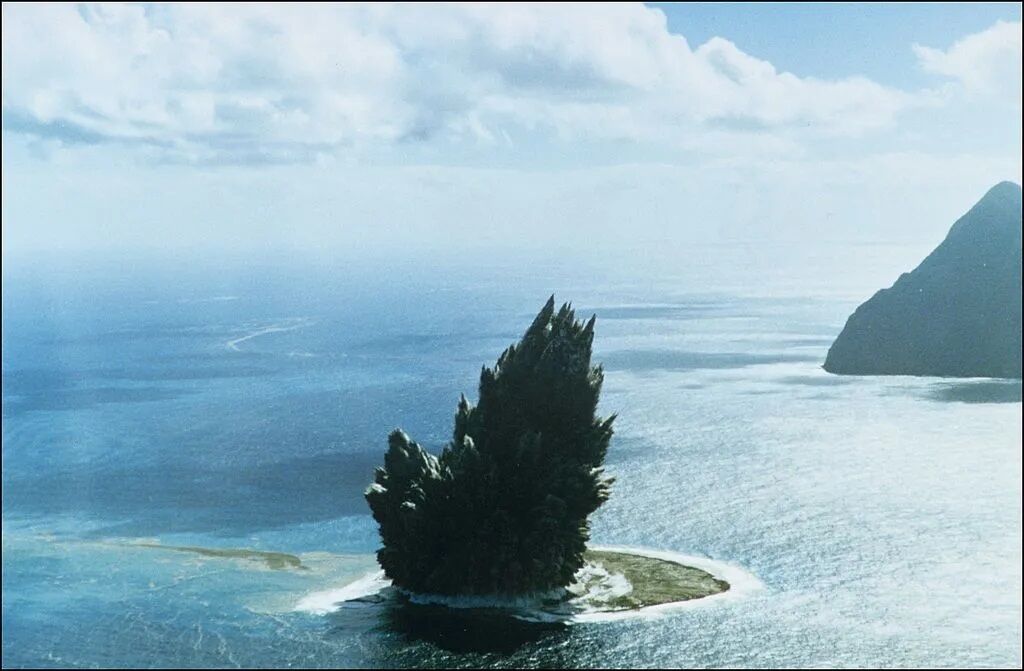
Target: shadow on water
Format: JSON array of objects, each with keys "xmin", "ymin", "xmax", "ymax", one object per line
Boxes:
[
  {"xmin": 1, "ymin": 451, "xmax": 381, "ymax": 536},
  {"xmin": 384, "ymin": 602, "xmax": 566, "ymax": 655},
  {"xmin": 601, "ymin": 349, "xmax": 818, "ymax": 373},
  {"xmin": 587, "ymin": 305, "xmax": 725, "ymax": 321},
  {"xmin": 777, "ymin": 374, "xmax": 854, "ymax": 387},
  {"xmin": 1, "ymin": 364, "xmax": 281, "ymax": 417},
  {"xmin": 926, "ymin": 380, "xmax": 1022, "ymax": 404},
  {"xmin": 2, "ymin": 386, "xmax": 196, "ymax": 415},
  {"xmin": 325, "ymin": 596, "xmax": 567, "ymax": 656}
]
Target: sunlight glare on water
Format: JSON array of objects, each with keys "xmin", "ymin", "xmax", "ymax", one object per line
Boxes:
[{"xmin": 2, "ymin": 245, "xmax": 1021, "ymax": 668}]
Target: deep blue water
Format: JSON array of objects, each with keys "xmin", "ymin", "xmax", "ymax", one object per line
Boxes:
[{"xmin": 3, "ymin": 246, "xmax": 1021, "ymax": 668}]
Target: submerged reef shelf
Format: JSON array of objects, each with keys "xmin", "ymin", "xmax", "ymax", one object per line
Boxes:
[
  {"xmin": 297, "ymin": 546, "xmax": 761, "ymax": 623},
  {"xmin": 125, "ymin": 542, "xmax": 307, "ymax": 571}
]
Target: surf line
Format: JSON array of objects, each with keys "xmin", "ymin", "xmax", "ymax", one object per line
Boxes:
[
  {"xmin": 294, "ymin": 547, "xmax": 765, "ymax": 622},
  {"xmin": 225, "ymin": 318, "xmax": 313, "ymax": 352}
]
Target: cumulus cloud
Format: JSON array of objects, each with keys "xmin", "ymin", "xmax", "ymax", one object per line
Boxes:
[
  {"xmin": 914, "ymin": 20, "xmax": 1022, "ymax": 102},
  {"xmin": 2, "ymin": 3, "xmax": 922, "ymax": 163}
]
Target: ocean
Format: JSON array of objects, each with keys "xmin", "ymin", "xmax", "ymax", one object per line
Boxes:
[{"xmin": 2, "ymin": 243, "xmax": 1021, "ymax": 668}]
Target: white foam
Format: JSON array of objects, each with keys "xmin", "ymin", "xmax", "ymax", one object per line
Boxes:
[
  {"xmin": 568, "ymin": 545, "xmax": 766, "ymax": 623},
  {"xmin": 294, "ymin": 570, "xmax": 390, "ymax": 615},
  {"xmin": 570, "ymin": 562, "xmax": 633, "ymax": 603},
  {"xmin": 403, "ymin": 587, "xmax": 565, "ymax": 610},
  {"xmin": 225, "ymin": 318, "xmax": 312, "ymax": 352},
  {"xmin": 592, "ymin": 545, "xmax": 765, "ymax": 597},
  {"xmin": 292, "ymin": 547, "xmax": 764, "ymax": 623},
  {"xmin": 177, "ymin": 295, "xmax": 240, "ymax": 304}
]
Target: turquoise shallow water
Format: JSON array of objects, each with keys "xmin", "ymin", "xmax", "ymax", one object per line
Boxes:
[{"xmin": 3, "ymin": 245, "xmax": 1021, "ymax": 668}]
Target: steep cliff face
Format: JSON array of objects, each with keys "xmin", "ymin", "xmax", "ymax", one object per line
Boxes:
[{"xmin": 825, "ymin": 181, "xmax": 1022, "ymax": 379}]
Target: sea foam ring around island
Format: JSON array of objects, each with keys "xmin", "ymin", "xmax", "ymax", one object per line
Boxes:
[{"xmin": 292, "ymin": 546, "xmax": 763, "ymax": 623}]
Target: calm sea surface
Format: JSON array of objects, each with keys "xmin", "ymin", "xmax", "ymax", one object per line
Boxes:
[{"xmin": 3, "ymin": 244, "xmax": 1021, "ymax": 668}]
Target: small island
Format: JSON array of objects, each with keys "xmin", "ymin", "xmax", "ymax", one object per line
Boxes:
[
  {"xmin": 384, "ymin": 546, "xmax": 731, "ymax": 621},
  {"xmin": 363, "ymin": 297, "xmax": 732, "ymax": 615},
  {"xmin": 825, "ymin": 181, "xmax": 1023, "ymax": 379},
  {"xmin": 568, "ymin": 548, "xmax": 729, "ymax": 612}
]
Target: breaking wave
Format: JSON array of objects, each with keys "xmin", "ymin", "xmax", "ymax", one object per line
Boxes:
[{"xmin": 225, "ymin": 318, "xmax": 313, "ymax": 352}]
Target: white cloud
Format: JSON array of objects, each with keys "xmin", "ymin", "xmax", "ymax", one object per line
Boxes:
[
  {"xmin": 4, "ymin": 130, "xmax": 1018, "ymax": 259},
  {"xmin": 914, "ymin": 20, "xmax": 1022, "ymax": 102},
  {"xmin": 2, "ymin": 2, "xmax": 921, "ymax": 164}
]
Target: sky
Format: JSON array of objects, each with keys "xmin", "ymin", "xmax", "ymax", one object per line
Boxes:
[{"xmin": 1, "ymin": 2, "xmax": 1021, "ymax": 262}]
